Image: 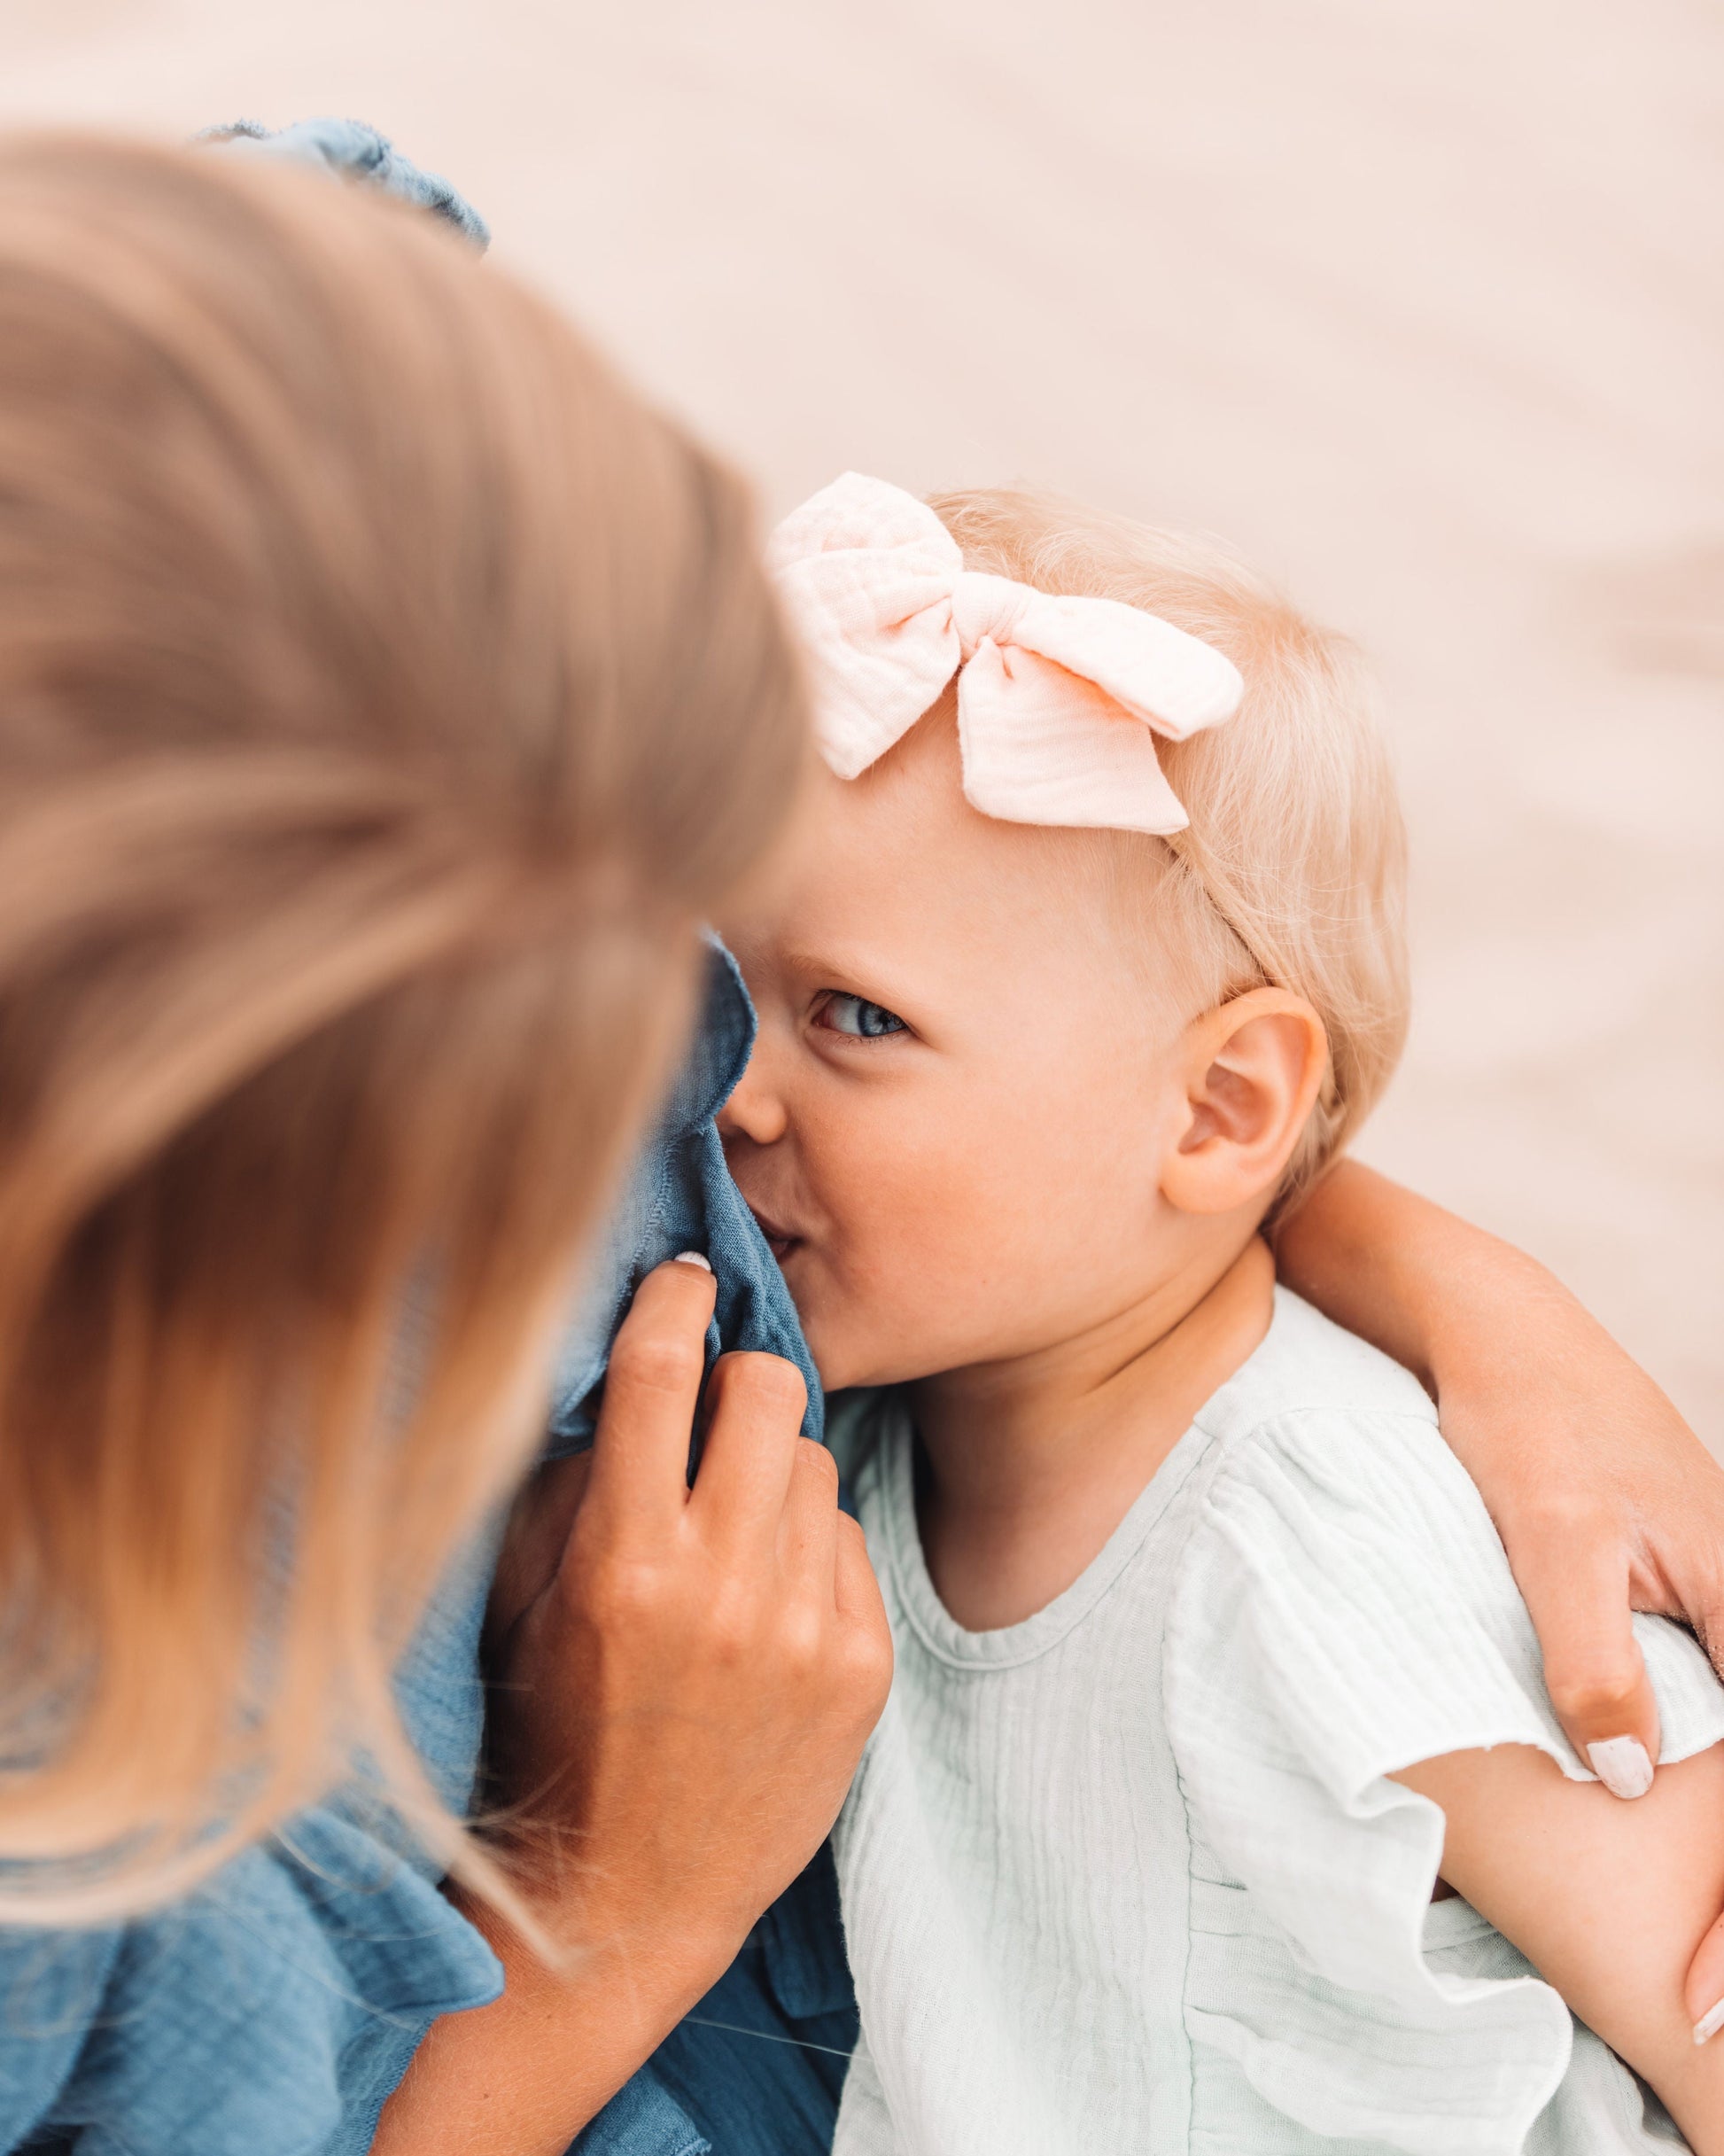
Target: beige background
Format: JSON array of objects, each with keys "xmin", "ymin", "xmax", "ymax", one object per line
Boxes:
[{"xmin": 5, "ymin": 0, "xmax": 1720, "ymax": 1436}]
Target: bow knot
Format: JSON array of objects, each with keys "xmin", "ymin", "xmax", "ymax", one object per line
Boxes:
[
  {"xmin": 951, "ymin": 570, "xmax": 1035, "ymax": 659},
  {"xmin": 766, "ymin": 473, "xmax": 1244, "ymax": 837}
]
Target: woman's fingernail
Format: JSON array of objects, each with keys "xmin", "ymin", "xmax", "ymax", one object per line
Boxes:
[
  {"xmin": 671, "ymin": 1250, "xmax": 712, "ymax": 1273},
  {"xmin": 1694, "ymin": 1997, "xmax": 1724, "ymax": 2046},
  {"xmin": 1586, "ymin": 1736, "xmax": 1654, "ymax": 1800}
]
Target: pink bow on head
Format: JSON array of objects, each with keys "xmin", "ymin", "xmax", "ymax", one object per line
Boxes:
[{"xmin": 765, "ymin": 472, "xmax": 1245, "ymax": 837}]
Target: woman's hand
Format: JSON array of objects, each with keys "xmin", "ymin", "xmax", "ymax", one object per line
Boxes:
[
  {"xmin": 373, "ymin": 1257, "xmax": 892, "ymax": 2154},
  {"xmin": 1425, "ymin": 1280, "xmax": 1724, "ymax": 2045},
  {"xmin": 486, "ymin": 1253, "xmax": 891, "ymax": 1954},
  {"xmin": 1274, "ymin": 1161, "xmax": 1724, "ymax": 2038}
]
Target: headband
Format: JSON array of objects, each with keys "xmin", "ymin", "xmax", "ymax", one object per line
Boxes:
[{"xmin": 766, "ymin": 472, "xmax": 1244, "ymax": 837}]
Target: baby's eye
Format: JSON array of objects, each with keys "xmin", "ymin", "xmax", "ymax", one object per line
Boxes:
[{"xmin": 817, "ymin": 992, "xmax": 908, "ymax": 1039}]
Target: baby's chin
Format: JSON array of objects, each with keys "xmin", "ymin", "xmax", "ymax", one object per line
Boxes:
[
  {"xmin": 796, "ymin": 1307, "xmax": 868, "ymax": 1397},
  {"xmin": 780, "ymin": 1257, "xmax": 945, "ymax": 1392},
  {"xmin": 803, "ymin": 1310, "xmax": 939, "ymax": 1396}
]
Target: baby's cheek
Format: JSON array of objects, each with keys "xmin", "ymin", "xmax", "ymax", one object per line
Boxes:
[
  {"xmin": 877, "ymin": 1167, "xmax": 1037, "ymax": 1366},
  {"xmin": 795, "ymin": 1186, "xmax": 978, "ymax": 1389},
  {"xmin": 804, "ymin": 1077, "xmax": 1074, "ymax": 1379}
]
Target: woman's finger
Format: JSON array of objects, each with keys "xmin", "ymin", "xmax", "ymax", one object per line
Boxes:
[
  {"xmin": 586, "ymin": 1257, "xmax": 717, "ymax": 1533},
  {"xmin": 834, "ymin": 1510, "xmax": 891, "ymax": 1654},
  {"xmin": 1509, "ymin": 1508, "xmax": 1661, "ymax": 1796},
  {"xmin": 1651, "ymin": 1548, "xmax": 1724, "ymax": 2040},
  {"xmin": 690, "ymin": 1350, "xmax": 808, "ymax": 1559},
  {"xmin": 776, "ymin": 1438, "xmax": 841, "ymax": 1595},
  {"xmin": 488, "ymin": 1452, "xmax": 594, "ymax": 1644},
  {"xmin": 1686, "ymin": 1912, "xmax": 1724, "ymax": 2047},
  {"xmin": 1651, "ymin": 1535, "xmax": 1724, "ymax": 1692}
]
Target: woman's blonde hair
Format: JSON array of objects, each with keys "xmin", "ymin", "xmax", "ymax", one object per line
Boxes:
[
  {"xmin": 928, "ymin": 488, "xmax": 1409, "ymax": 1208},
  {"xmin": 0, "ymin": 136, "xmax": 805, "ymax": 1921}
]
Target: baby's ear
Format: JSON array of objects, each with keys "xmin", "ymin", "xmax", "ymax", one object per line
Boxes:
[{"xmin": 1161, "ymin": 989, "xmax": 1328, "ymax": 1217}]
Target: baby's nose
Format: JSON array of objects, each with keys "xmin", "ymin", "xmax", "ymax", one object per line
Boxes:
[
  {"xmin": 716, "ymin": 1053, "xmax": 789, "ymax": 1148},
  {"xmin": 951, "ymin": 570, "xmax": 1032, "ymax": 661}
]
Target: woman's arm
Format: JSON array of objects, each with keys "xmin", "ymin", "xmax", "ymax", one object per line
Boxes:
[
  {"xmin": 1277, "ymin": 1160, "xmax": 1724, "ymax": 2025},
  {"xmin": 380, "ymin": 1891, "xmax": 727, "ymax": 2150},
  {"xmin": 1393, "ymin": 1740, "xmax": 1724, "ymax": 2147},
  {"xmin": 371, "ymin": 1260, "xmax": 892, "ymax": 2154},
  {"xmin": 1277, "ymin": 1163, "xmax": 1724, "ymax": 1766}
]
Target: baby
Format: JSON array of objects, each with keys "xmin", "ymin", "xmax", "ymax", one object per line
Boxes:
[{"xmin": 718, "ymin": 474, "xmax": 1724, "ymax": 2153}]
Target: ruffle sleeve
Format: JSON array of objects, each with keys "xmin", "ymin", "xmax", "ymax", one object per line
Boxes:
[{"xmin": 1163, "ymin": 1396, "xmax": 1724, "ymax": 2156}]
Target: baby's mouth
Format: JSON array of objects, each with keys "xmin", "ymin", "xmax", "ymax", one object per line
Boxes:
[{"xmin": 746, "ymin": 1203, "xmax": 803, "ymax": 1265}]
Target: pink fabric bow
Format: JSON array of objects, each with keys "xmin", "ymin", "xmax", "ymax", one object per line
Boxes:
[{"xmin": 766, "ymin": 472, "xmax": 1244, "ymax": 836}]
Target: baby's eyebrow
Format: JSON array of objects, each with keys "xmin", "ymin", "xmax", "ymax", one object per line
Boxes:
[
  {"xmin": 775, "ymin": 939, "xmax": 889, "ymax": 985},
  {"xmin": 776, "ymin": 941, "xmax": 923, "ymax": 1010}
]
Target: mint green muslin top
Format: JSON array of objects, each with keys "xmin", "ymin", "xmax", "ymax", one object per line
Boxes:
[{"xmin": 828, "ymin": 1290, "xmax": 1723, "ymax": 2155}]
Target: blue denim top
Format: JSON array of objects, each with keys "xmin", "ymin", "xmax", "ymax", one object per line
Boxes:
[{"xmin": 0, "ymin": 946, "xmax": 835, "ymax": 2154}]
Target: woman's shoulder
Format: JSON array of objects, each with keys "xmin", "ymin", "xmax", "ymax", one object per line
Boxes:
[
  {"xmin": 0, "ymin": 1540, "xmax": 507, "ymax": 2156},
  {"xmin": 0, "ymin": 1817, "xmax": 501, "ymax": 2156}
]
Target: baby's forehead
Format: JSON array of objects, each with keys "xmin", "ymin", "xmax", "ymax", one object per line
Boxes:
[
  {"xmin": 809, "ymin": 703, "xmax": 1061, "ymax": 871},
  {"xmin": 785, "ymin": 704, "xmax": 1157, "ymax": 969}
]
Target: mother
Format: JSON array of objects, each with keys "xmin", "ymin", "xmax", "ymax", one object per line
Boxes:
[
  {"xmin": 3, "ymin": 128, "xmax": 1723, "ymax": 2156},
  {"xmin": 0, "ymin": 135, "xmax": 886, "ymax": 2151}
]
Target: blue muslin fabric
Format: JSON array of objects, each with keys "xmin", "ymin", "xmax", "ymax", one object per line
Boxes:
[
  {"xmin": 206, "ymin": 117, "xmax": 492, "ymax": 250},
  {"xmin": 0, "ymin": 946, "xmax": 852, "ymax": 2155}
]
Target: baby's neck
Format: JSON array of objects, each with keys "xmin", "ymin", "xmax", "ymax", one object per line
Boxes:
[{"xmin": 906, "ymin": 1234, "xmax": 1274, "ymax": 1631}]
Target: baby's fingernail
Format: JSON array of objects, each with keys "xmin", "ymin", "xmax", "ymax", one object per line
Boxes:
[
  {"xmin": 1586, "ymin": 1736, "xmax": 1654, "ymax": 1800},
  {"xmin": 1693, "ymin": 1997, "xmax": 1724, "ymax": 2046},
  {"xmin": 671, "ymin": 1250, "xmax": 712, "ymax": 1273}
]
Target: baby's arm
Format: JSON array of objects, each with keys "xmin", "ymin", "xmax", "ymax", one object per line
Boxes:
[{"xmin": 1393, "ymin": 1740, "xmax": 1724, "ymax": 2151}]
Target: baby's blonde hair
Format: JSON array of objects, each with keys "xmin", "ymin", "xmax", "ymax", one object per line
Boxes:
[{"xmin": 929, "ymin": 489, "xmax": 1409, "ymax": 1209}]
